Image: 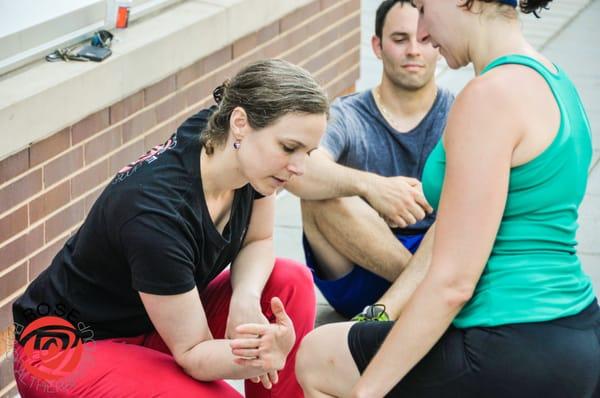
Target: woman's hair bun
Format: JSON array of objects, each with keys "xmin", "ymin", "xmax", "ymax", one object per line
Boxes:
[
  {"xmin": 212, "ymin": 79, "xmax": 231, "ymax": 105},
  {"xmin": 519, "ymin": 0, "xmax": 552, "ymax": 16}
]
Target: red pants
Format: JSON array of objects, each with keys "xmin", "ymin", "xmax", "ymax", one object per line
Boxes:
[{"xmin": 14, "ymin": 258, "xmax": 316, "ymax": 397}]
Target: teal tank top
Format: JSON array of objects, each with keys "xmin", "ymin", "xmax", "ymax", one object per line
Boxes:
[{"xmin": 422, "ymin": 54, "xmax": 595, "ymax": 328}]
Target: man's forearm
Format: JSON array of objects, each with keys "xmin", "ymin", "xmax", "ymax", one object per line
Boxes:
[
  {"xmin": 285, "ymin": 149, "xmax": 372, "ymax": 200},
  {"xmin": 378, "ymin": 224, "xmax": 435, "ymax": 320}
]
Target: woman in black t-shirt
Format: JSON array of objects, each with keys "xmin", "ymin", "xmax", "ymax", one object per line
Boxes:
[{"xmin": 13, "ymin": 59, "xmax": 328, "ymax": 398}]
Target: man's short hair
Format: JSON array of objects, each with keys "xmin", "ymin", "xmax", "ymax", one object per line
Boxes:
[{"xmin": 375, "ymin": 0, "xmax": 415, "ymax": 39}]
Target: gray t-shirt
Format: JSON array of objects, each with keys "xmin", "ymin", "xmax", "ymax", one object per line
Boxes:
[{"xmin": 321, "ymin": 88, "xmax": 454, "ymax": 235}]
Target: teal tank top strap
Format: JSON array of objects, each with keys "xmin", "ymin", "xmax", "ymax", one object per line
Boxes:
[
  {"xmin": 480, "ymin": 54, "xmax": 568, "ymax": 171},
  {"xmin": 481, "ymin": 54, "xmax": 561, "ymax": 79}
]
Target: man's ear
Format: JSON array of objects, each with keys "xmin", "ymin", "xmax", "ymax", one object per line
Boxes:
[
  {"xmin": 371, "ymin": 34, "xmax": 383, "ymax": 60},
  {"xmin": 229, "ymin": 106, "xmax": 249, "ymax": 141}
]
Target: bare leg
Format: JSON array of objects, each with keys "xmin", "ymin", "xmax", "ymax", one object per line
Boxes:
[
  {"xmin": 296, "ymin": 322, "xmax": 360, "ymax": 398},
  {"xmin": 301, "ymin": 196, "xmax": 411, "ymax": 282}
]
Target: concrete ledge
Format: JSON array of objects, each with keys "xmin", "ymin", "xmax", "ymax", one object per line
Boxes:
[{"xmin": 0, "ymin": 0, "xmax": 313, "ymax": 161}]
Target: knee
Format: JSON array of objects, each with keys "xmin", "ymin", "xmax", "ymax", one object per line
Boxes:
[
  {"xmin": 273, "ymin": 258, "xmax": 314, "ymax": 290},
  {"xmin": 301, "ymin": 197, "xmax": 345, "ymax": 213},
  {"xmin": 269, "ymin": 259, "xmax": 316, "ymax": 331},
  {"xmin": 295, "ymin": 328, "xmax": 322, "ymax": 390}
]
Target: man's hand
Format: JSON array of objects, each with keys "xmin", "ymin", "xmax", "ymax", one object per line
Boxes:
[
  {"xmin": 230, "ymin": 297, "xmax": 296, "ymax": 375},
  {"xmin": 364, "ymin": 175, "xmax": 433, "ymax": 228}
]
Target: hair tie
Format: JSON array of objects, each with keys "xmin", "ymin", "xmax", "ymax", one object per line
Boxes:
[{"xmin": 212, "ymin": 79, "xmax": 230, "ymax": 105}]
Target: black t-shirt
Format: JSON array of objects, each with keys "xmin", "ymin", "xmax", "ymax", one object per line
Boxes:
[{"xmin": 13, "ymin": 107, "xmax": 262, "ymax": 340}]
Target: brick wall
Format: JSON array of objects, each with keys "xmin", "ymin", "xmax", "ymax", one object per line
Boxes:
[{"xmin": 0, "ymin": 0, "xmax": 360, "ymax": 394}]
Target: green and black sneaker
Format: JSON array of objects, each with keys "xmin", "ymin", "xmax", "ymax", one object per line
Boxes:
[{"xmin": 351, "ymin": 304, "xmax": 390, "ymax": 322}]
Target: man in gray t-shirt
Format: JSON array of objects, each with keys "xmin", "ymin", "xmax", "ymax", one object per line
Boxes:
[{"xmin": 286, "ymin": 0, "xmax": 454, "ymax": 320}]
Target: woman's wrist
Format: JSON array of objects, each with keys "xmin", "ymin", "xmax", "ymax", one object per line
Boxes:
[{"xmin": 231, "ymin": 288, "xmax": 262, "ymax": 306}]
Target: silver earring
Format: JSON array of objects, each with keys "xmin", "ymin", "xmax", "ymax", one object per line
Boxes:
[{"xmin": 233, "ymin": 140, "xmax": 241, "ymax": 150}]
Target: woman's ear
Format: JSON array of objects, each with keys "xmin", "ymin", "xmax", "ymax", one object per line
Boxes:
[{"xmin": 230, "ymin": 106, "xmax": 249, "ymax": 141}]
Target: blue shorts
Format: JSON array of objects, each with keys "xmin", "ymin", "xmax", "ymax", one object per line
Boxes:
[{"xmin": 302, "ymin": 230, "xmax": 425, "ymax": 318}]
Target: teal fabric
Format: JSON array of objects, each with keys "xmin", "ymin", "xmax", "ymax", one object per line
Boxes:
[{"xmin": 422, "ymin": 54, "xmax": 595, "ymax": 328}]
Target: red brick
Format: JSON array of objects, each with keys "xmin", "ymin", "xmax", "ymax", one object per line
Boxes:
[
  {"xmin": 28, "ymin": 180, "xmax": 70, "ymax": 225},
  {"xmin": 204, "ymin": 46, "xmax": 232, "ymax": 72},
  {"xmin": 108, "ymin": 140, "xmax": 145, "ymax": 176},
  {"xmin": 320, "ymin": 0, "xmax": 338, "ymax": 10},
  {"xmin": 43, "ymin": 147, "xmax": 83, "ymax": 187},
  {"xmin": 337, "ymin": 11, "xmax": 360, "ymax": 38},
  {"xmin": 184, "ymin": 73, "xmax": 220, "ymax": 108},
  {"xmin": 283, "ymin": 28, "xmax": 329, "ymax": 65},
  {"xmin": 257, "ymin": 21, "xmax": 280, "ymax": 44},
  {"xmin": 0, "ymin": 263, "xmax": 27, "ymax": 300},
  {"xmin": 344, "ymin": 0, "xmax": 360, "ymax": 13},
  {"xmin": 0, "ymin": 382, "xmax": 18, "ymax": 398},
  {"xmin": 44, "ymin": 200, "xmax": 84, "ymax": 244},
  {"xmin": 28, "ymin": 235, "xmax": 68, "ymax": 281},
  {"xmin": 176, "ymin": 59, "xmax": 206, "ymax": 89},
  {"xmin": 0, "ymin": 149, "xmax": 29, "ymax": 186},
  {"xmin": 280, "ymin": 1, "xmax": 320, "ymax": 32},
  {"xmin": 230, "ymin": 50, "xmax": 263, "ymax": 71},
  {"xmin": 110, "ymin": 91, "xmax": 144, "ymax": 124},
  {"xmin": 71, "ymin": 109, "xmax": 110, "ymax": 145},
  {"xmin": 144, "ymin": 121, "xmax": 177, "ymax": 152},
  {"xmin": 285, "ymin": 14, "xmax": 332, "ymax": 54},
  {"xmin": 0, "ymin": 170, "xmax": 42, "ymax": 215},
  {"xmin": 0, "ymin": 225, "xmax": 43, "ymax": 272},
  {"xmin": 0, "ymin": 296, "xmax": 17, "ymax": 335},
  {"xmin": 144, "ymin": 76, "xmax": 177, "ymax": 106},
  {"xmin": 263, "ymin": 33, "xmax": 295, "ymax": 58},
  {"xmin": 122, "ymin": 109, "xmax": 157, "ymax": 143},
  {"xmin": 233, "ymin": 33, "xmax": 258, "ymax": 59},
  {"xmin": 325, "ymin": 64, "xmax": 359, "ymax": 99},
  {"xmin": 84, "ymin": 125, "xmax": 122, "ymax": 165},
  {"xmin": 174, "ymin": 107, "xmax": 200, "ymax": 130},
  {"xmin": 198, "ymin": 98, "xmax": 213, "ymax": 111},
  {"xmin": 302, "ymin": 30, "xmax": 359, "ymax": 73},
  {"xmin": 156, "ymin": 93, "xmax": 186, "ymax": 124},
  {"xmin": 282, "ymin": 1, "xmax": 355, "ymax": 63},
  {"xmin": 84, "ymin": 186, "xmax": 105, "ymax": 215},
  {"xmin": 29, "ymin": 128, "xmax": 71, "ymax": 167},
  {"xmin": 0, "ymin": 205, "xmax": 28, "ymax": 245},
  {"xmin": 0, "ymin": 360, "xmax": 14, "ymax": 397},
  {"xmin": 71, "ymin": 160, "xmax": 109, "ymax": 199},
  {"xmin": 320, "ymin": 1, "xmax": 355, "ymax": 34},
  {"xmin": 315, "ymin": 48, "xmax": 359, "ymax": 86}
]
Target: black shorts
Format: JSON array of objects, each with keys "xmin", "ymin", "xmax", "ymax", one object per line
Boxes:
[{"xmin": 348, "ymin": 300, "xmax": 600, "ymax": 398}]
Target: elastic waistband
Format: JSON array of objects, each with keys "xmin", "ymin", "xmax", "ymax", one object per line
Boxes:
[{"xmin": 549, "ymin": 298, "xmax": 599, "ymax": 329}]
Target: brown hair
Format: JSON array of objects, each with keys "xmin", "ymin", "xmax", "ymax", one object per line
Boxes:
[
  {"xmin": 461, "ymin": 0, "xmax": 552, "ymax": 17},
  {"xmin": 201, "ymin": 59, "xmax": 329, "ymax": 155}
]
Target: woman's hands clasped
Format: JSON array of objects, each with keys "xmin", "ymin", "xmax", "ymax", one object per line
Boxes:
[{"xmin": 229, "ymin": 297, "xmax": 296, "ymax": 389}]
